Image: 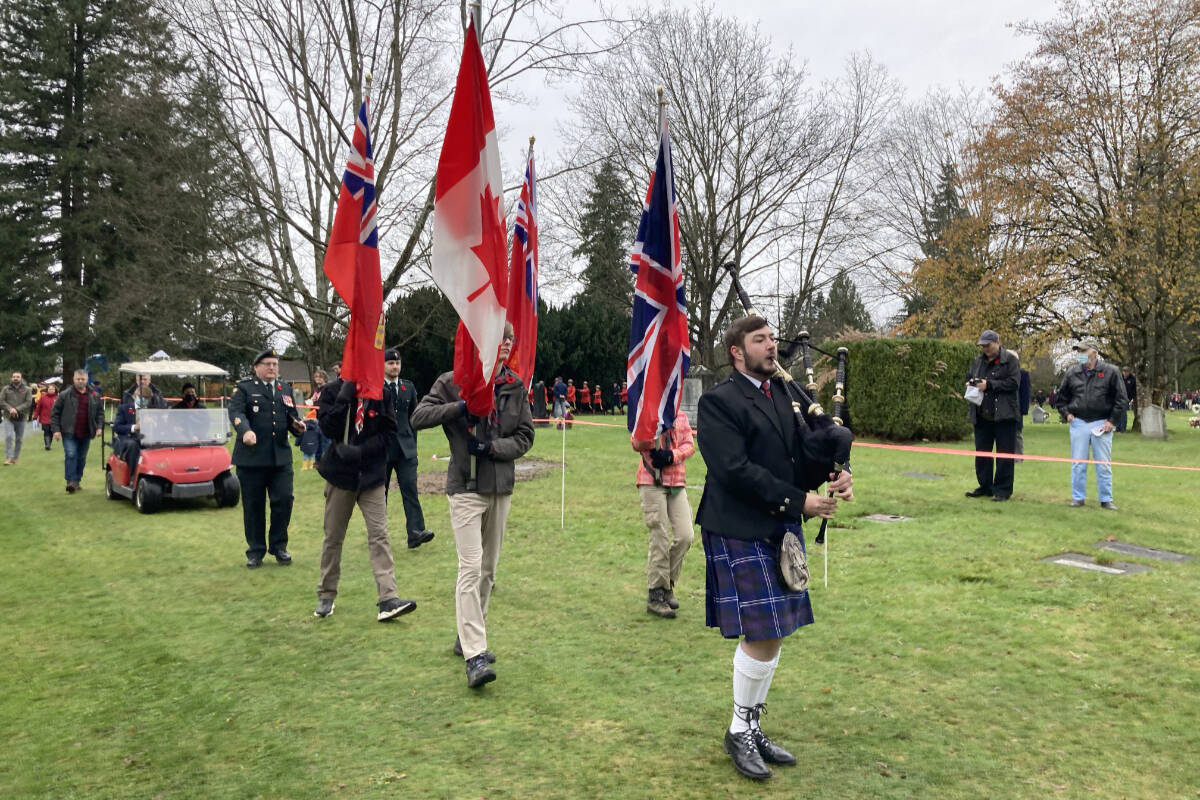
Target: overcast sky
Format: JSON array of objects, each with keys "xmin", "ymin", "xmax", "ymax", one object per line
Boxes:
[{"xmin": 494, "ymin": 0, "xmax": 1057, "ymax": 170}]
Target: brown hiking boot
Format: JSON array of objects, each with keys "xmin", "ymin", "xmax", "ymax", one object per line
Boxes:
[
  {"xmin": 647, "ymin": 588, "xmax": 676, "ymax": 618},
  {"xmin": 665, "ymin": 587, "xmax": 680, "ymax": 610}
]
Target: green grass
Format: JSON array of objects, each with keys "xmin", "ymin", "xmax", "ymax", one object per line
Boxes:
[{"xmin": 2, "ymin": 418, "xmax": 1198, "ymax": 799}]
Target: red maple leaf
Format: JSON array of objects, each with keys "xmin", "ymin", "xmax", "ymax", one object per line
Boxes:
[{"xmin": 468, "ymin": 185, "xmax": 507, "ymax": 303}]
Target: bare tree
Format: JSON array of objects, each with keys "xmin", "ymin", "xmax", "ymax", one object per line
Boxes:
[
  {"xmin": 167, "ymin": 0, "xmax": 630, "ymax": 372},
  {"xmin": 566, "ymin": 5, "xmax": 896, "ymax": 369}
]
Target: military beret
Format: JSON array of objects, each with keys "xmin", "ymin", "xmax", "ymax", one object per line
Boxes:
[
  {"xmin": 384, "ymin": 348, "xmax": 401, "ymax": 362},
  {"xmin": 253, "ymin": 348, "xmax": 279, "ymax": 365}
]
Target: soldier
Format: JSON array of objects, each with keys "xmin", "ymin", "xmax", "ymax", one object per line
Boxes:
[
  {"xmin": 382, "ymin": 348, "xmax": 434, "ymax": 549},
  {"xmin": 229, "ymin": 349, "xmax": 306, "ymax": 568}
]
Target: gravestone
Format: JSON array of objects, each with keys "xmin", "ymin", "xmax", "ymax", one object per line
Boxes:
[
  {"xmin": 1038, "ymin": 553, "xmax": 1152, "ymax": 575},
  {"xmin": 1140, "ymin": 404, "xmax": 1167, "ymax": 440},
  {"xmin": 1095, "ymin": 541, "xmax": 1192, "ymax": 563},
  {"xmin": 1031, "ymin": 405, "xmax": 1049, "ymax": 423},
  {"xmin": 679, "ymin": 364, "xmax": 714, "ymax": 429}
]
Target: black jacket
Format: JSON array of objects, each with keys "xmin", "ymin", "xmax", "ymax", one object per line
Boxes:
[
  {"xmin": 50, "ymin": 387, "xmax": 104, "ymax": 437},
  {"xmin": 228, "ymin": 377, "xmax": 302, "ymax": 468},
  {"xmin": 1055, "ymin": 361, "xmax": 1128, "ymax": 425},
  {"xmin": 316, "ymin": 380, "xmax": 396, "ymax": 491},
  {"xmin": 695, "ymin": 374, "xmax": 810, "ymax": 541},
  {"xmin": 966, "ymin": 348, "xmax": 1020, "ymax": 423},
  {"xmin": 383, "ymin": 378, "xmax": 419, "ymax": 462}
]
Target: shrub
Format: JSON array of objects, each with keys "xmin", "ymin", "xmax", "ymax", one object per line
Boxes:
[{"xmin": 811, "ymin": 338, "xmax": 976, "ymax": 441}]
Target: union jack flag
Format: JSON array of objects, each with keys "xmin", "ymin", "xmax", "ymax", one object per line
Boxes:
[{"xmin": 627, "ymin": 116, "xmax": 689, "ymax": 440}]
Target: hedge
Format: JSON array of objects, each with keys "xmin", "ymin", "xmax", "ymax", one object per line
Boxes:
[{"xmin": 809, "ymin": 338, "xmax": 976, "ymax": 441}]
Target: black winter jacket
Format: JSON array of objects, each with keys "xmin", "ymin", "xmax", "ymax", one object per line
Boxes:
[
  {"xmin": 1054, "ymin": 361, "xmax": 1128, "ymax": 425},
  {"xmin": 316, "ymin": 380, "xmax": 397, "ymax": 491},
  {"xmin": 966, "ymin": 348, "xmax": 1020, "ymax": 423}
]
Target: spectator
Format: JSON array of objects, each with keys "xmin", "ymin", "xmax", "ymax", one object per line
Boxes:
[
  {"xmin": 1055, "ymin": 340, "xmax": 1127, "ymax": 510},
  {"xmin": 964, "ymin": 330, "xmax": 1020, "ymax": 502},
  {"xmin": 2, "ymin": 371, "xmax": 33, "ymax": 465},
  {"xmin": 172, "ymin": 383, "xmax": 205, "ymax": 409},
  {"xmin": 34, "ymin": 384, "xmax": 58, "ymax": 450},
  {"xmin": 633, "ymin": 410, "xmax": 695, "ymax": 618},
  {"xmin": 308, "ymin": 369, "xmax": 332, "ymax": 462},
  {"xmin": 552, "ymin": 376, "xmax": 567, "ymax": 419},
  {"xmin": 50, "ymin": 369, "xmax": 104, "ymax": 492},
  {"xmin": 1117, "ymin": 367, "xmax": 1137, "ymax": 432}
]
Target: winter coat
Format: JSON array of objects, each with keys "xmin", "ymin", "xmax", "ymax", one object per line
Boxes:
[{"xmin": 411, "ymin": 367, "xmax": 534, "ymax": 496}]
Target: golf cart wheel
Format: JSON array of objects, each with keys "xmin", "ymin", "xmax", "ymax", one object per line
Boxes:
[
  {"xmin": 215, "ymin": 472, "xmax": 240, "ymax": 508},
  {"xmin": 105, "ymin": 470, "xmax": 120, "ymax": 501},
  {"xmin": 135, "ymin": 477, "xmax": 163, "ymax": 514}
]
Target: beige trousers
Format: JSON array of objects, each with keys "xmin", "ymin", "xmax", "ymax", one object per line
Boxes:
[
  {"xmin": 639, "ymin": 485, "xmax": 694, "ymax": 591},
  {"xmin": 317, "ymin": 484, "xmax": 398, "ymax": 603},
  {"xmin": 448, "ymin": 492, "xmax": 512, "ymax": 660}
]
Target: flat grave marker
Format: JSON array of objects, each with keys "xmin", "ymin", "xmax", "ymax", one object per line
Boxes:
[
  {"xmin": 1039, "ymin": 552, "xmax": 1153, "ymax": 576},
  {"xmin": 1094, "ymin": 541, "xmax": 1192, "ymax": 563}
]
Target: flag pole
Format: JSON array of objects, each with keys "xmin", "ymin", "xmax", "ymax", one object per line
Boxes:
[
  {"xmin": 470, "ymin": 0, "xmax": 481, "ymax": 31},
  {"xmin": 657, "ymin": 85, "xmax": 666, "ymax": 130},
  {"xmin": 560, "ymin": 414, "xmax": 566, "ymax": 529}
]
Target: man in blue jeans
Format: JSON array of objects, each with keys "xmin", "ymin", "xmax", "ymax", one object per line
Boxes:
[
  {"xmin": 1054, "ymin": 340, "xmax": 1128, "ymax": 510},
  {"xmin": 49, "ymin": 369, "xmax": 104, "ymax": 493}
]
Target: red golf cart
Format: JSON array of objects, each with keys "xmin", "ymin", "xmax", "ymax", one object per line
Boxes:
[{"xmin": 104, "ymin": 360, "xmax": 240, "ymax": 513}]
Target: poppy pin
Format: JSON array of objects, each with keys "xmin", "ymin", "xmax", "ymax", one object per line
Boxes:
[
  {"xmin": 400, "ymin": 385, "xmax": 407, "ymax": 391},
  {"xmin": 1098, "ymin": 372, "xmax": 1104, "ymax": 378},
  {"xmin": 368, "ymin": 409, "xmax": 377, "ymax": 418}
]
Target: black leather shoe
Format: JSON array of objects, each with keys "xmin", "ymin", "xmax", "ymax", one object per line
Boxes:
[
  {"xmin": 453, "ymin": 635, "xmax": 495, "ymax": 663},
  {"xmin": 752, "ymin": 728, "xmax": 796, "ymax": 766},
  {"xmin": 965, "ymin": 487, "xmax": 992, "ymax": 498},
  {"xmin": 724, "ymin": 729, "xmax": 771, "ymax": 780},
  {"xmin": 1100, "ymin": 501, "xmax": 1118, "ymax": 510},
  {"xmin": 271, "ymin": 550, "xmax": 292, "ymax": 565},
  {"xmin": 246, "ymin": 555, "xmax": 263, "ymax": 569},
  {"xmin": 1069, "ymin": 499, "xmax": 1085, "ymax": 507},
  {"xmin": 465, "ymin": 654, "xmax": 496, "ymax": 689},
  {"xmin": 408, "ymin": 530, "xmax": 435, "ymax": 549}
]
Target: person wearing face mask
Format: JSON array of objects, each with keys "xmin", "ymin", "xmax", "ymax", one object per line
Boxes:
[
  {"xmin": 964, "ymin": 330, "xmax": 1021, "ymax": 501},
  {"xmin": 172, "ymin": 383, "xmax": 205, "ymax": 409},
  {"xmin": 1054, "ymin": 340, "xmax": 1128, "ymax": 510}
]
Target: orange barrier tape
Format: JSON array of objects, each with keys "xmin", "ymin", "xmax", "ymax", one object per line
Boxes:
[{"xmin": 853, "ymin": 440, "xmax": 1200, "ymax": 472}]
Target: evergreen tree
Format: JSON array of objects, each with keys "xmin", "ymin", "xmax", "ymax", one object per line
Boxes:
[
  {"xmin": 814, "ymin": 270, "xmax": 872, "ymax": 342},
  {"xmin": 920, "ymin": 161, "xmax": 969, "ymax": 259},
  {"xmin": 574, "ymin": 159, "xmax": 636, "ymax": 312},
  {"xmin": 0, "ymin": 0, "xmax": 255, "ymax": 375}
]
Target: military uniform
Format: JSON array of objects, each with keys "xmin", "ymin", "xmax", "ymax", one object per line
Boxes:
[
  {"xmin": 383, "ymin": 356, "xmax": 431, "ymax": 548},
  {"xmin": 229, "ymin": 353, "xmax": 303, "ymax": 564}
]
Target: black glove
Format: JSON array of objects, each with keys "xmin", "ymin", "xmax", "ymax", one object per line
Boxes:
[
  {"xmin": 649, "ymin": 448, "xmax": 674, "ymax": 469},
  {"xmin": 337, "ymin": 380, "xmax": 357, "ymax": 402},
  {"xmin": 466, "ymin": 436, "xmax": 492, "ymax": 457},
  {"xmin": 332, "ymin": 442, "xmax": 362, "ymax": 464}
]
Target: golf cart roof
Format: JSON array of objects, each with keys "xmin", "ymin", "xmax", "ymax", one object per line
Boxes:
[{"xmin": 118, "ymin": 360, "xmax": 229, "ymax": 378}]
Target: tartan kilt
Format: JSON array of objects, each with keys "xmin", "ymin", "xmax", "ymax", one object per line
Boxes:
[{"xmin": 702, "ymin": 525, "xmax": 814, "ymax": 641}]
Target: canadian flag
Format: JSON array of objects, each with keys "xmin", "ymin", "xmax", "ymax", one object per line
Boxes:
[{"xmin": 432, "ymin": 21, "xmax": 508, "ymax": 416}]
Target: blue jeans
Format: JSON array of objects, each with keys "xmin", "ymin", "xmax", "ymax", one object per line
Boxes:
[
  {"xmin": 1069, "ymin": 417, "xmax": 1113, "ymax": 502},
  {"xmin": 4, "ymin": 419, "xmax": 25, "ymax": 460},
  {"xmin": 61, "ymin": 434, "xmax": 92, "ymax": 483},
  {"xmin": 552, "ymin": 398, "xmax": 566, "ymax": 418}
]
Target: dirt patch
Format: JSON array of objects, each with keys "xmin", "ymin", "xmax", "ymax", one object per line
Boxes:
[{"xmin": 411, "ymin": 457, "xmax": 560, "ymax": 494}]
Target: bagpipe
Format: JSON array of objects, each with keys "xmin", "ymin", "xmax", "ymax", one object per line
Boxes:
[{"xmin": 723, "ymin": 263, "xmax": 853, "ymax": 544}]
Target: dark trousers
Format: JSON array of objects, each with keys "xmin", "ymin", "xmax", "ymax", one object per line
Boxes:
[
  {"xmin": 237, "ymin": 465, "xmax": 293, "ymax": 558},
  {"xmin": 43, "ymin": 426, "xmax": 54, "ymax": 449},
  {"xmin": 117, "ymin": 437, "xmax": 141, "ymax": 478},
  {"xmin": 973, "ymin": 419, "xmax": 1017, "ymax": 497},
  {"xmin": 385, "ymin": 457, "xmax": 425, "ymax": 533}
]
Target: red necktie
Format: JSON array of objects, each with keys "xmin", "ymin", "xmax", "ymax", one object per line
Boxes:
[{"xmin": 761, "ymin": 380, "xmax": 772, "ymax": 400}]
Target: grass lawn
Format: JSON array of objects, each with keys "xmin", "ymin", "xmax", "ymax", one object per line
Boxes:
[{"xmin": 1, "ymin": 415, "xmax": 1198, "ymax": 799}]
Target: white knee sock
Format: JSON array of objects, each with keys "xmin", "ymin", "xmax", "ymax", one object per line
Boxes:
[{"xmin": 730, "ymin": 645, "xmax": 779, "ymax": 733}]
